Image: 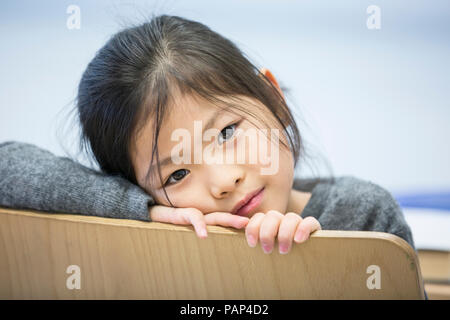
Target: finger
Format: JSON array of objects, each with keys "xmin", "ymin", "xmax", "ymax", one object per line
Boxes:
[
  {"xmin": 294, "ymin": 216, "xmax": 322, "ymax": 243},
  {"xmin": 259, "ymin": 210, "xmax": 284, "ymax": 254},
  {"xmin": 184, "ymin": 209, "xmax": 209, "ymax": 239},
  {"xmin": 277, "ymin": 212, "xmax": 302, "ymax": 254},
  {"xmin": 151, "ymin": 206, "xmax": 201, "ymax": 226},
  {"xmin": 150, "ymin": 206, "xmax": 209, "ymax": 239},
  {"xmin": 245, "ymin": 212, "xmax": 265, "ymax": 248},
  {"xmin": 168, "ymin": 208, "xmax": 208, "ymax": 239},
  {"xmin": 204, "ymin": 212, "xmax": 249, "ymax": 229},
  {"xmin": 149, "ymin": 205, "xmax": 177, "ymax": 223}
]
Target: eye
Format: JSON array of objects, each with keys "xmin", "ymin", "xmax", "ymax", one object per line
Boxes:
[
  {"xmin": 164, "ymin": 169, "xmax": 190, "ymax": 187},
  {"xmin": 218, "ymin": 121, "xmax": 241, "ymax": 145}
]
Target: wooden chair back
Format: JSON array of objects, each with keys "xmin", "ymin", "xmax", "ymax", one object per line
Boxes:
[{"xmin": 0, "ymin": 207, "xmax": 425, "ymax": 299}]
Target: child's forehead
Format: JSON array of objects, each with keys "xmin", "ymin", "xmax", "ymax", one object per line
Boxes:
[
  {"xmin": 139, "ymin": 93, "xmax": 272, "ymax": 144},
  {"xmin": 166, "ymin": 93, "xmax": 265, "ymax": 120}
]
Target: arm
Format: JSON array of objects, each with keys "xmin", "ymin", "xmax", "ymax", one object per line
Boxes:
[
  {"xmin": 0, "ymin": 141, "xmax": 250, "ymax": 235},
  {"xmin": 0, "ymin": 141, "xmax": 155, "ymax": 221}
]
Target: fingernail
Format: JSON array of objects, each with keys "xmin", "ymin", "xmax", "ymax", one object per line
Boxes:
[
  {"xmin": 199, "ymin": 229, "xmax": 208, "ymax": 238},
  {"xmin": 247, "ymin": 235, "xmax": 256, "ymax": 247},
  {"xmin": 279, "ymin": 244, "xmax": 289, "ymax": 254},
  {"xmin": 262, "ymin": 243, "xmax": 272, "ymax": 254},
  {"xmin": 294, "ymin": 231, "xmax": 305, "ymax": 243},
  {"xmin": 237, "ymin": 218, "xmax": 249, "ymax": 228}
]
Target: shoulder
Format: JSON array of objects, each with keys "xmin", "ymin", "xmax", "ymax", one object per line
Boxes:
[
  {"xmin": 294, "ymin": 175, "xmax": 400, "ymax": 217},
  {"xmin": 323, "ymin": 175, "xmax": 397, "ymax": 208},
  {"xmin": 302, "ymin": 175, "xmax": 405, "ymax": 226},
  {"xmin": 296, "ymin": 175, "xmax": 396, "ymax": 206},
  {"xmin": 300, "ymin": 175, "xmax": 415, "ymax": 248},
  {"xmin": 0, "ymin": 140, "xmax": 53, "ymax": 157},
  {"xmin": 330, "ymin": 176, "xmax": 415, "ymax": 247}
]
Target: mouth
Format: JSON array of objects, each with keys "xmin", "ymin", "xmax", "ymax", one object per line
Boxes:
[{"xmin": 232, "ymin": 187, "xmax": 265, "ymax": 217}]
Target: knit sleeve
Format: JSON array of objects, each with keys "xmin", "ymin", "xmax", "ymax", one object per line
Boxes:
[
  {"xmin": 0, "ymin": 141, "xmax": 155, "ymax": 221},
  {"xmin": 298, "ymin": 176, "xmax": 416, "ymax": 250}
]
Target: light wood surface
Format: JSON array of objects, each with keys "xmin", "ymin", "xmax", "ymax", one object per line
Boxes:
[
  {"xmin": 417, "ymin": 250, "xmax": 450, "ymax": 300},
  {"xmin": 417, "ymin": 250, "xmax": 450, "ymax": 283},
  {"xmin": 0, "ymin": 207, "xmax": 425, "ymax": 299},
  {"xmin": 423, "ymin": 283, "xmax": 450, "ymax": 300}
]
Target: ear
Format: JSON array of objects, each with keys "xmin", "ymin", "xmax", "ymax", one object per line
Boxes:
[{"xmin": 259, "ymin": 67, "xmax": 285, "ymax": 100}]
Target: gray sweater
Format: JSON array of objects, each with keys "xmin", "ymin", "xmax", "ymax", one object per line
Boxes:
[{"xmin": 0, "ymin": 141, "xmax": 415, "ymax": 250}]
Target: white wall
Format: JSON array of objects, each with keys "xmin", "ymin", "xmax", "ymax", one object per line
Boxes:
[{"xmin": 1, "ymin": 0, "xmax": 449, "ymax": 195}]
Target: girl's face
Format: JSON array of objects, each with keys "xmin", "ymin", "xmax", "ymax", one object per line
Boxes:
[{"xmin": 130, "ymin": 92, "xmax": 295, "ymax": 218}]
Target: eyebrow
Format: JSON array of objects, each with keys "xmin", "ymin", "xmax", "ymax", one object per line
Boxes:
[{"xmin": 145, "ymin": 106, "xmax": 232, "ymax": 179}]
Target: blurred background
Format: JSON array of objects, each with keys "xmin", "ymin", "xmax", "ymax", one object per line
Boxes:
[{"xmin": 0, "ymin": 0, "xmax": 449, "ymax": 252}]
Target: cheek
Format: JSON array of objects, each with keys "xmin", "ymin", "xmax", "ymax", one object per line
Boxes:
[
  {"xmin": 150, "ymin": 185, "xmax": 198, "ymax": 208},
  {"xmin": 257, "ymin": 129, "xmax": 293, "ymax": 174},
  {"xmin": 148, "ymin": 188, "xmax": 171, "ymax": 206},
  {"xmin": 268, "ymin": 143, "xmax": 295, "ymax": 188},
  {"xmin": 268, "ymin": 149, "xmax": 294, "ymax": 211}
]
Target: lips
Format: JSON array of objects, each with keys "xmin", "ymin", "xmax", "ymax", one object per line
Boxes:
[{"xmin": 232, "ymin": 187, "xmax": 265, "ymax": 215}]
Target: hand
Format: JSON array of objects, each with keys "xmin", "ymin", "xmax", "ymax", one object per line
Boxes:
[
  {"xmin": 149, "ymin": 205, "xmax": 250, "ymax": 238},
  {"xmin": 245, "ymin": 210, "xmax": 321, "ymax": 254}
]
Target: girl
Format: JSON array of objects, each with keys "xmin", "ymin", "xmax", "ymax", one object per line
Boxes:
[{"xmin": 0, "ymin": 15, "xmax": 415, "ymax": 256}]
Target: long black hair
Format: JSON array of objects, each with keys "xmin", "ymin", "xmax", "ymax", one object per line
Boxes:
[{"xmin": 74, "ymin": 14, "xmax": 332, "ymax": 206}]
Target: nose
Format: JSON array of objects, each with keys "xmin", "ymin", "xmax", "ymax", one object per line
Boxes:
[{"xmin": 209, "ymin": 166, "xmax": 245, "ymax": 199}]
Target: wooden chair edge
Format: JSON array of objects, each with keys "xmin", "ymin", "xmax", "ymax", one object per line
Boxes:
[{"xmin": 0, "ymin": 206, "xmax": 426, "ymax": 299}]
